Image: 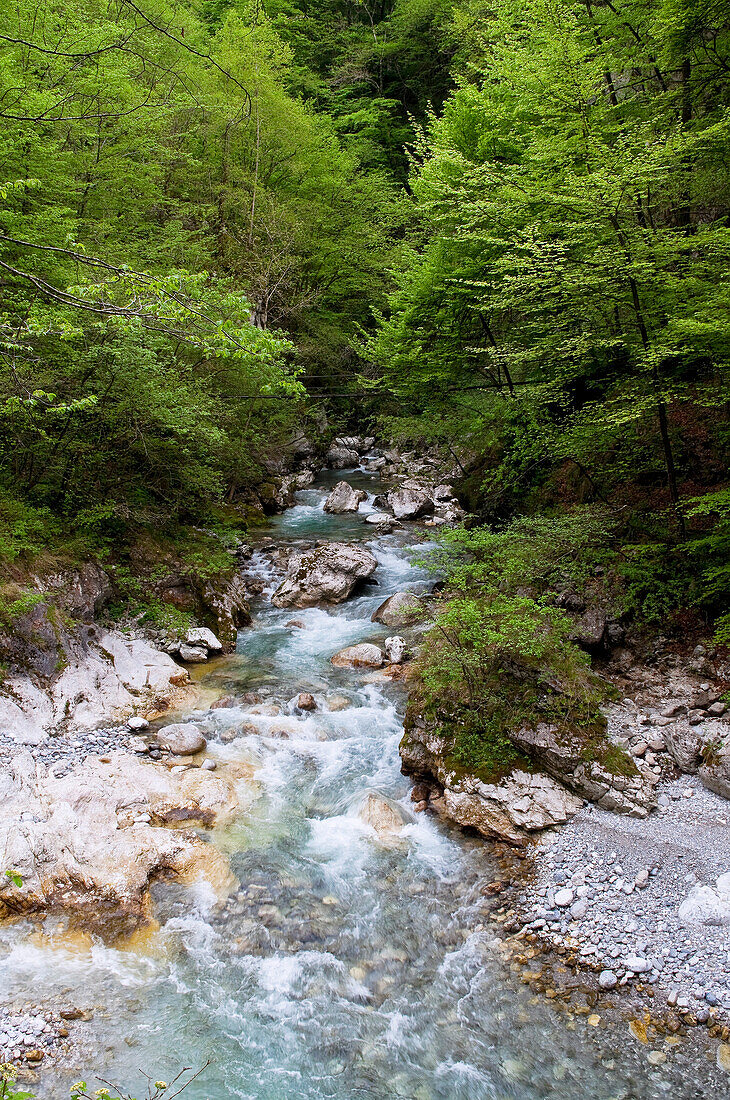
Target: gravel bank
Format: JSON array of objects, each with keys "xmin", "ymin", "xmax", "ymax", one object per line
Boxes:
[{"xmin": 515, "ymin": 771, "xmax": 730, "ymax": 1021}]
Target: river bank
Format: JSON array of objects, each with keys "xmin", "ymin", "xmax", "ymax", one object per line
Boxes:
[{"xmin": 1, "ymin": 454, "xmax": 730, "ymax": 1099}]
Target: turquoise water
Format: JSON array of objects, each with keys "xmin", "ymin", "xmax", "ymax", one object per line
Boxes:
[{"xmin": 0, "ymin": 471, "xmax": 723, "ymax": 1099}]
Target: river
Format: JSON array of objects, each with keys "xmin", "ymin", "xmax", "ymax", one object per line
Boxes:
[{"xmin": 0, "ymin": 469, "xmax": 715, "ymax": 1099}]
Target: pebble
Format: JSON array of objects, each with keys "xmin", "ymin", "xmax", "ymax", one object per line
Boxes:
[{"xmin": 515, "ymin": 765, "xmax": 730, "ymax": 1023}]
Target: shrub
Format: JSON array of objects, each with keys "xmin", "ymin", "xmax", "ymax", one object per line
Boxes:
[{"xmin": 416, "ymin": 592, "xmax": 607, "ymax": 781}]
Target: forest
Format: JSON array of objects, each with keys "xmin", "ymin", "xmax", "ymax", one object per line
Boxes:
[{"xmin": 1, "ymin": 0, "xmax": 729, "ymax": 641}]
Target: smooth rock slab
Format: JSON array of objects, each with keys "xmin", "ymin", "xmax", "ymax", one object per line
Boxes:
[{"xmin": 0, "ymin": 751, "xmax": 248, "ymax": 933}]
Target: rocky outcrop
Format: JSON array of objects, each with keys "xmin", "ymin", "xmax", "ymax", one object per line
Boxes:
[
  {"xmin": 0, "ymin": 563, "xmax": 113, "ymax": 682},
  {"xmin": 0, "ymin": 751, "xmax": 252, "ymax": 936},
  {"xmin": 400, "ymin": 715, "xmax": 582, "ymax": 842},
  {"xmin": 401, "ymin": 708, "xmax": 656, "ymax": 843},
  {"xmin": 152, "ymin": 570, "xmax": 250, "ymax": 651},
  {"xmin": 510, "ymin": 723, "xmax": 657, "ymax": 817},
  {"xmin": 0, "ymin": 631, "xmax": 193, "ymax": 744},
  {"xmin": 441, "ymin": 771, "xmax": 583, "ymax": 845},
  {"xmin": 323, "ymin": 481, "xmax": 367, "ymax": 514},
  {"xmin": 42, "ymin": 562, "xmax": 112, "ymax": 621},
  {"xmin": 331, "ymin": 643, "xmax": 384, "ymax": 668},
  {"xmin": 272, "ymin": 542, "xmax": 377, "ymax": 608}
]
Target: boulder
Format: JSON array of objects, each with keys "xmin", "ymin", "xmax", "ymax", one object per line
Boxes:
[
  {"xmin": 178, "ymin": 644, "xmax": 208, "ymax": 662},
  {"xmin": 664, "ymin": 720, "xmax": 704, "ymax": 773},
  {"xmin": 372, "ymin": 591, "xmax": 424, "ymax": 627},
  {"xmin": 388, "ymin": 488, "xmax": 434, "ymax": 521},
  {"xmin": 678, "ymin": 876, "xmax": 730, "ymax": 926},
  {"xmin": 0, "ymin": 751, "xmax": 249, "ymax": 935},
  {"xmin": 296, "ymin": 692, "xmax": 317, "ymax": 711},
  {"xmin": 570, "ymin": 607, "xmax": 608, "ymax": 651},
  {"xmin": 331, "ymin": 643, "xmax": 384, "ymax": 669},
  {"xmin": 323, "ymin": 481, "xmax": 367, "ymax": 514},
  {"xmin": 272, "ymin": 542, "xmax": 378, "ymax": 608},
  {"xmin": 698, "ymin": 732, "xmax": 730, "ymax": 799},
  {"xmin": 358, "ymin": 793, "xmax": 412, "ymax": 846},
  {"xmin": 327, "ymin": 695, "xmax": 351, "ymax": 711},
  {"xmin": 384, "ymin": 636, "xmax": 406, "ymax": 664},
  {"xmin": 364, "ymin": 512, "xmax": 394, "ymax": 527},
  {"xmin": 156, "ymin": 722, "xmax": 206, "ymax": 754},
  {"xmin": 326, "ymin": 444, "xmax": 359, "ymax": 469},
  {"xmin": 432, "ymin": 484, "xmax": 455, "ymax": 502},
  {"xmin": 184, "ymin": 627, "xmax": 223, "ymax": 651}
]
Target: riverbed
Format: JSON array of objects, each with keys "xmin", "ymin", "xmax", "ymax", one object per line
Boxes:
[{"xmin": 0, "ymin": 469, "xmax": 725, "ymax": 1099}]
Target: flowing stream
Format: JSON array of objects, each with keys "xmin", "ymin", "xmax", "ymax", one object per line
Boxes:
[{"xmin": 0, "ymin": 470, "xmax": 715, "ymax": 1099}]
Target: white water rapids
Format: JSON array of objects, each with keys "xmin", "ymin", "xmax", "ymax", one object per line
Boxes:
[{"xmin": 0, "ymin": 470, "xmax": 715, "ymax": 1098}]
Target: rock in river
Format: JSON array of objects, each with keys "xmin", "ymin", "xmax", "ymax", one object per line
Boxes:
[
  {"xmin": 331, "ymin": 644, "xmax": 384, "ymax": 668},
  {"xmin": 372, "ymin": 591, "xmax": 424, "ymax": 627},
  {"xmin": 323, "ymin": 481, "xmax": 367, "ymax": 514},
  {"xmin": 358, "ymin": 793, "xmax": 412, "ymax": 846},
  {"xmin": 272, "ymin": 542, "xmax": 377, "ymax": 608}
]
